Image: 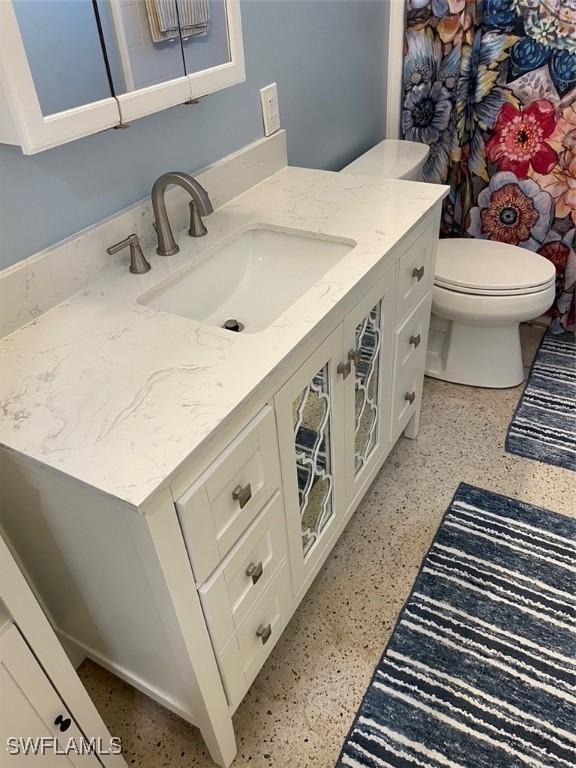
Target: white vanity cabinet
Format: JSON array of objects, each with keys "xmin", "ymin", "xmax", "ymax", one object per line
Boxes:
[
  {"xmin": 174, "ymin": 218, "xmax": 436, "ymax": 715},
  {"xmin": 0, "ymin": 206, "xmax": 440, "ymax": 767}
]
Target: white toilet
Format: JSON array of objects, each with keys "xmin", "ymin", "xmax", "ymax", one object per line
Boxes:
[
  {"xmin": 428, "ymin": 240, "xmax": 555, "ymax": 388},
  {"xmin": 341, "ymin": 139, "xmax": 557, "ymax": 388}
]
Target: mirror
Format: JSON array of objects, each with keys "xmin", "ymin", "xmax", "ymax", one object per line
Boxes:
[
  {"xmin": 97, "ymin": 0, "xmax": 232, "ymax": 95},
  {"xmin": 181, "ymin": 0, "xmax": 231, "ymax": 76},
  {"xmin": 97, "ymin": 0, "xmax": 187, "ymax": 93},
  {"xmin": 13, "ymin": 0, "xmax": 113, "ymax": 116},
  {"xmin": 13, "ymin": 0, "xmax": 234, "ymax": 115}
]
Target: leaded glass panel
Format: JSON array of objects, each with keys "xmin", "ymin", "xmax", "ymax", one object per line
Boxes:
[
  {"xmin": 292, "ymin": 365, "xmax": 333, "ymax": 558},
  {"xmin": 353, "ymin": 303, "xmax": 381, "ymax": 474}
]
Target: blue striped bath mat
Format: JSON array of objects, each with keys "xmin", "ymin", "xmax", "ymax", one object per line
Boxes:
[
  {"xmin": 337, "ymin": 483, "xmax": 576, "ymax": 768},
  {"xmin": 506, "ymin": 331, "xmax": 575, "ymax": 471}
]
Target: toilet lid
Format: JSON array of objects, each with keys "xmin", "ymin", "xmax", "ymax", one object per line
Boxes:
[
  {"xmin": 435, "ymin": 239, "xmax": 556, "ymax": 295},
  {"xmin": 340, "ymin": 140, "xmax": 430, "ymax": 179}
]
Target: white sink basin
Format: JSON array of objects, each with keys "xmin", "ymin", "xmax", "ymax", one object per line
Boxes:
[{"xmin": 139, "ymin": 226, "xmax": 355, "ymax": 333}]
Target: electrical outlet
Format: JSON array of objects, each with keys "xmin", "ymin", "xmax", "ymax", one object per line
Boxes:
[{"xmin": 260, "ymin": 83, "xmax": 280, "ymax": 136}]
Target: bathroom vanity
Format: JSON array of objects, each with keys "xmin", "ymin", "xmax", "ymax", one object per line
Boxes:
[{"xmin": 0, "ymin": 156, "xmax": 446, "ymax": 766}]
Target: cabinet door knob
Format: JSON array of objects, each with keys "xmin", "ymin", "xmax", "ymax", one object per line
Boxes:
[
  {"xmin": 246, "ymin": 561, "xmax": 263, "ymax": 584},
  {"xmin": 54, "ymin": 714, "xmax": 72, "ymax": 733},
  {"xmin": 412, "ymin": 265, "xmax": 425, "ymax": 281},
  {"xmin": 256, "ymin": 623, "xmax": 272, "ymax": 645},
  {"xmin": 409, "ymin": 333, "xmax": 421, "ymax": 348},
  {"xmin": 337, "ymin": 360, "xmax": 352, "ymax": 379},
  {"xmin": 347, "ymin": 348, "xmax": 360, "ymax": 367},
  {"xmin": 405, "ymin": 391, "xmax": 416, "ymax": 404},
  {"xmin": 232, "ymin": 482, "xmax": 252, "ymax": 509}
]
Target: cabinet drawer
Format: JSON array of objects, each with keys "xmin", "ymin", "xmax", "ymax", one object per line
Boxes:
[
  {"xmin": 176, "ymin": 405, "xmax": 281, "ymax": 583},
  {"xmin": 396, "ymin": 234, "xmax": 434, "ymax": 324},
  {"xmin": 390, "ymin": 357, "xmax": 424, "ymax": 443},
  {"xmin": 216, "ymin": 559, "xmax": 292, "ymax": 710},
  {"xmin": 199, "ymin": 492, "xmax": 288, "ymax": 653},
  {"xmin": 394, "ymin": 294, "xmax": 431, "ymax": 376}
]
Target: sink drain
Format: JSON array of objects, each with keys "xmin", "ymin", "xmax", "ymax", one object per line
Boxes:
[{"xmin": 222, "ymin": 318, "xmax": 245, "ymax": 333}]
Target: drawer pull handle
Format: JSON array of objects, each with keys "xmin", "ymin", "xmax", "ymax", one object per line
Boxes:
[
  {"xmin": 256, "ymin": 623, "xmax": 272, "ymax": 645},
  {"xmin": 412, "ymin": 265, "xmax": 425, "ymax": 281},
  {"xmin": 54, "ymin": 714, "xmax": 72, "ymax": 733},
  {"xmin": 246, "ymin": 561, "xmax": 263, "ymax": 585},
  {"xmin": 337, "ymin": 360, "xmax": 352, "ymax": 379},
  {"xmin": 232, "ymin": 482, "xmax": 252, "ymax": 509},
  {"xmin": 405, "ymin": 391, "xmax": 416, "ymax": 404},
  {"xmin": 409, "ymin": 333, "xmax": 421, "ymax": 348}
]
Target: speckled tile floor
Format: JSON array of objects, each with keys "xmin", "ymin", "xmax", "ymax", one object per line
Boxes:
[{"xmin": 79, "ymin": 324, "xmax": 575, "ymax": 768}]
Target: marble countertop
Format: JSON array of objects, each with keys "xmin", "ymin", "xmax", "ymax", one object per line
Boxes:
[{"xmin": 0, "ymin": 167, "xmax": 446, "ymax": 509}]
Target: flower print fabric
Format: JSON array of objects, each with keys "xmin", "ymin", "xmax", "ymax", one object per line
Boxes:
[
  {"xmin": 402, "ymin": 0, "xmax": 576, "ymax": 332},
  {"xmin": 468, "ymin": 171, "xmax": 554, "ymax": 248},
  {"xmin": 486, "ymin": 100, "xmax": 558, "ymax": 177}
]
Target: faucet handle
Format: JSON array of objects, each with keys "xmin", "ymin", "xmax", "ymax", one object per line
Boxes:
[{"xmin": 107, "ymin": 234, "xmax": 151, "ymax": 275}]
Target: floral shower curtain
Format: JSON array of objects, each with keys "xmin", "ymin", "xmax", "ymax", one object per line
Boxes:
[{"xmin": 401, "ymin": 0, "xmax": 575, "ymax": 333}]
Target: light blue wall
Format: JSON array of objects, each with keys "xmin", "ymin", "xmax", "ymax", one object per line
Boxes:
[{"xmin": 0, "ymin": 0, "xmax": 388, "ymax": 270}]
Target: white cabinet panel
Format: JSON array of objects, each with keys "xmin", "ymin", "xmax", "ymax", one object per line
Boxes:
[{"xmin": 0, "ymin": 624, "xmax": 101, "ymax": 766}]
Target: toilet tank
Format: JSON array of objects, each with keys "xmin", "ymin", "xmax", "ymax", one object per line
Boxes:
[{"xmin": 340, "ymin": 139, "xmax": 430, "ymax": 181}]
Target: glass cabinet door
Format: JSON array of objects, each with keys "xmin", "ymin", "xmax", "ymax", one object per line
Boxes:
[
  {"xmin": 293, "ymin": 364, "xmax": 334, "ymax": 558},
  {"xmin": 343, "ymin": 273, "xmax": 394, "ymax": 510},
  {"xmin": 274, "ymin": 327, "xmax": 346, "ymax": 595}
]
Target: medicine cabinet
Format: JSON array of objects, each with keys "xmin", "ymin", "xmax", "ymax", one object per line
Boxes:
[{"xmin": 0, "ymin": 0, "xmax": 245, "ymax": 154}]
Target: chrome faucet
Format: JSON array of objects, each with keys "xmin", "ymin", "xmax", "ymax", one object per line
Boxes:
[{"xmin": 151, "ymin": 171, "xmax": 214, "ymax": 256}]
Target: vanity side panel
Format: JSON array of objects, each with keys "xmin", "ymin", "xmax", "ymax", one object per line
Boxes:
[{"xmin": 0, "ymin": 449, "xmax": 216, "ymax": 725}]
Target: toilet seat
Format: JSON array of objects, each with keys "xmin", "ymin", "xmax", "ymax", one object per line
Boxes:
[
  {"xmin": 434, "ymin": 239, "xmax": 556, "ymax": 297},
  {"xmin": 435, "ymin": 278, "xmax": 556, "ymax": 296}
]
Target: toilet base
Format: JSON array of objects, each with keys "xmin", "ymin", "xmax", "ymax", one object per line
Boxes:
[{"xmin": 426, "ymin": 315, "xmax": 524, "ymax": 388}]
